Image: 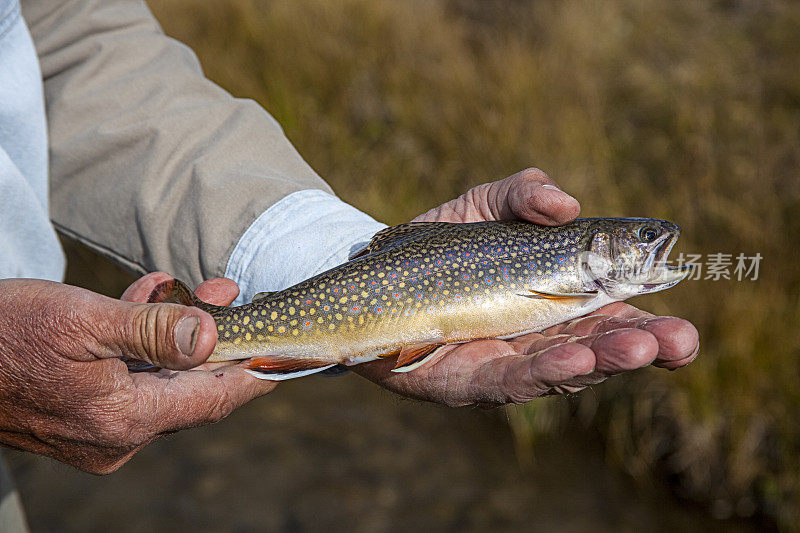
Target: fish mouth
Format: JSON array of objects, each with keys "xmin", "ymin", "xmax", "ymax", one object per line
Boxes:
[{"xmin": 640, "ymin": 232, "xmax": 691, "ymax": 290}]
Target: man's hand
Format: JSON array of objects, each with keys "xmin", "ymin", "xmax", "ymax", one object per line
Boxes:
[
  {"xmin": 0, "ymin": 273, "xmax": 273, "ymax": 474},
  {"xmin": 354, "ymin": 168, "xmax": 699, "ymax": 407}
]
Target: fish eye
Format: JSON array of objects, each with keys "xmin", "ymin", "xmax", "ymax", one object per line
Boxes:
[{"xmin": 639, "ymin": 226, "xmax": 659, "ymax": 243}]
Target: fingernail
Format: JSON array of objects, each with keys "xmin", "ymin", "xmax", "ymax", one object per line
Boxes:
[
  {"xmin": 175, "ymin": 316, "xmax": 200, "ymax": 356},
  {"xmin": 541, "ymin": 183, "xmax": 578, "ymax": 203}
]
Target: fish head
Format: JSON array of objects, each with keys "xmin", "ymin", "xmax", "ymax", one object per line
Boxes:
[{"xmin": 580, "ymin": 218, "xmax": 690, "ymax": 299}]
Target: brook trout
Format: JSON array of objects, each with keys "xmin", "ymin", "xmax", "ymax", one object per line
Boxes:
[{"xmin": 149, "ymin": 218, "xmax": 690, "ymax": 380}]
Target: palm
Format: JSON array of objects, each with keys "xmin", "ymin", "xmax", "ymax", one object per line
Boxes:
[{"xmin": 353, "ymin": 169, "xmax": 699, "ymax": 407}]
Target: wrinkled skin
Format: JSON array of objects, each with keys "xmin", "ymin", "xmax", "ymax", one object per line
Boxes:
[
  {"xmin": 0, "ymin": 168, "xmax": 698, "ymax": 473},
  {"xmin": 0, "ymin": 276, "xmax": 273, "ymax": 474}
]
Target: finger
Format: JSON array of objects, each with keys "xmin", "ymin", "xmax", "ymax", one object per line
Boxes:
[
  {"xmin": 474, "ymin": 341, "xmax": 596, "ymax": 404},
  {"xmin": 491, "ymin": 168, "xmax": 580, "ymax": 225},
  {"xmin": 638, "ymin": 317, "xmax": 700, "ymax": 369},
  {"xmin": 193, "ymin": 278, "xmax": 240, "ymax": 306},
  {"xmin": 541, "ymin": 329, "xmax": 663, "ymax": 394},
  {"xmin": 131, "ymin": 365, "xmax": 276, "ymax": 434},
  {"xmin": 588, "ymin": 301, "xmax": 652, "ymax": 320},
  {"xmin": 92, "ymin": 298, "xmax": 218, "ymax": 370},
  {"xmin": 545, "ymin": 311, "xmax": 699, "ymax": 369},
  {"xmin": 121, "ymin": 272, "xmax": 174, "ymax": 303},
  {"xmin": 582, "ymin": 328, "xmax": 659, "ymax": 374}
]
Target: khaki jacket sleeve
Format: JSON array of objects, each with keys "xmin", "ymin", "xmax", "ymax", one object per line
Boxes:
[{"xmin": 21, "ymin": 0, "xmax": 334, "ymax": 287}]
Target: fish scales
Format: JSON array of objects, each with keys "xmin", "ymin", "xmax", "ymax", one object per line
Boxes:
[
  {"xmin": 148, "ymin": 218, "xmax": 689, "ymax": 379},
  {"xmin": 211, "ymin": 222, "xmax": 584, "ymax": 358}
]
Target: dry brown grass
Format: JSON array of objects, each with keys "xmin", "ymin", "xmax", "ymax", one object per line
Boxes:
[{"xmin": 147, "ymin": 0, "xmax": 800, "ymax": 526}]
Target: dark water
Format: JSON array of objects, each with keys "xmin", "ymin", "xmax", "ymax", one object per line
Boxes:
[{"xmin": 3, "ymin": 242, "xmax": 763, "ymax": 532}]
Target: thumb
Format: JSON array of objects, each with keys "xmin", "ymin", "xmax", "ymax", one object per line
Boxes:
[
  {"xmin": 499, "ymin": 168, "xmax": 580, "ymax": 225},
  {"xmin": 104, "ymin": 301, "xmax": 218, "ymax": 370}
]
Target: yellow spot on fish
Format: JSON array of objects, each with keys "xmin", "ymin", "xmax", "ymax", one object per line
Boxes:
[
  {"xmin": 245, "ymin": 332, "xmax": 252, "ymax": 341},
  {"xmin": 270, "ymin": 311, "xmax": 278, "ymax": 320},
  {"xmin": 256, "ymin": 321, "xmax": 263, "ymax": 329},
  {"xmin": 243, "ymin": 316, "xmax": 250, "ymax": 325},
  {"xmin": 232, "ymin": 325, "xmax": 240, "ymax": 333}
]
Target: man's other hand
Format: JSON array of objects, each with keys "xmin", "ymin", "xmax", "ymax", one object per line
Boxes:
[{"xmin": 354, "ymin": 168, "xmax": 699, "ymax": 407}]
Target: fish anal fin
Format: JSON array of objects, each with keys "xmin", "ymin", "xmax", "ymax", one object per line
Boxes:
[
  {"xmin": 348, "ymin": 222, "xmax": 440, "ymax": 260},
  {"xmin": 519, "ymin": 289, "xmax": 598, "ymax": 300},
  {"xmin": 243, "ymin": 355, "xmax": 336, "ymax": 381},
  {"xmin": 391, "ymin": 342, "xmax": 447, "ymax": 373}
]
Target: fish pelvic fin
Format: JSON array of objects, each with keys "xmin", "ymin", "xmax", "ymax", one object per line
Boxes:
[
  {"xmin": 243, "ymin": 355, "xmax": 336, "ymax": 381},
  {"xmin": 391, "ymin": 342, "xmax": 448, "ymax": 373},
  {"xmin": 519, "ymin": 289, "xmax": 598, "ymax": 300},
  {"xmin": 147, "ymin": 278, "xmax": 227, "ymax": 315}
]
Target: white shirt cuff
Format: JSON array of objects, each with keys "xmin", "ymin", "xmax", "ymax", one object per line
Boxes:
[{"xmin": 224, "ymin": 189, "xmax": 387, "ymax": 305}]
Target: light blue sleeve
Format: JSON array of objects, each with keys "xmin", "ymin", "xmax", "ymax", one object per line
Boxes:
[
  {"xmin": 0, "ymin": 0, "xmax": 65, "ymax": 281},
  {"xmin": 224, "ymin": 189, "xmax": 387, "ymax": 305}
]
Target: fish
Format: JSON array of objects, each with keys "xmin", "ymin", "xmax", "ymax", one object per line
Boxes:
[{"xmin": 147, "ymin": 218, "xmax": 690, "ymax": 380}]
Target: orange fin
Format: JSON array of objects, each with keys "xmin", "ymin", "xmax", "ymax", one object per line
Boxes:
[
  {"xmin": 392, "ymin": 343, "xmax": 446, "ymax": 373},
  {"xmin": 519, "ymin": 289, "xmax": 598, "ymax": 300},
  {"xmin": 244, "ymin": 356, "xmax": 336, "ymax": 381}
]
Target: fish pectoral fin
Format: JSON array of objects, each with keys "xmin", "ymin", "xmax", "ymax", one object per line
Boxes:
[
  {"xmin": 243, "ymin": 355, "xmax": 336, "ymax": 381},
  {"xmin": 518, "ymin": 289, "xmax": 599, "ymax": 300},
  {"xmin": 251, "ymin": 291, "xmax": 275, "ymax": 302},
  {"xmin": 391, "ymin": 342, "xmax": 448, "ymax": 373}
]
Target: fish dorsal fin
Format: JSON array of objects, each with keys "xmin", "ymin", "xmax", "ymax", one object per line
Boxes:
[
  {"xmin": 251, "ymin": 291, "xmax": 275, "ymax": 302},
  {"xmin": 349, "ymin": 222, "xmax": 440, "ymax": 260}
]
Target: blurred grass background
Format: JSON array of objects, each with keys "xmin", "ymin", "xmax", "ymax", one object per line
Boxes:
[{"xmin": 138, "ymin": 0, "xmax": 797, "ymax": 527}]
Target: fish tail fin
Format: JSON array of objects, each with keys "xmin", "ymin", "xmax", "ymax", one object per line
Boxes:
[{"xmin": 147, "ymin": 278, "xmax": 225, "ymax": 315}]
